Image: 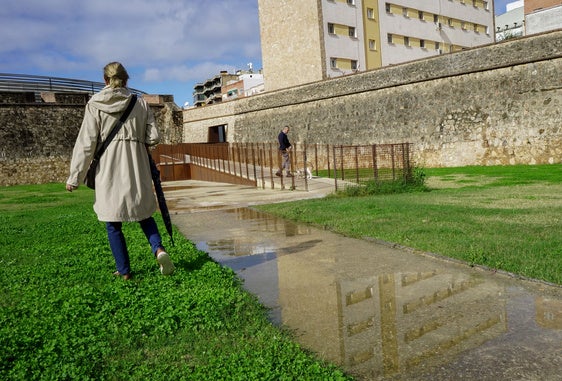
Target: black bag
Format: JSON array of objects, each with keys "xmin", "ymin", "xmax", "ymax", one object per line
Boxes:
[
  {"xmin": 84, "ymin": 158, "xmax": 99, "ymax": 189},
  {"xmin": 83, "ymin": 95, "xmax": 137, "ymax": 189}
]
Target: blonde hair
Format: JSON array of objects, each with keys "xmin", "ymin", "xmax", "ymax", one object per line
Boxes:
[{"xmin": 103, "ymin": 62, "xmax": 129, "ymax": 88}]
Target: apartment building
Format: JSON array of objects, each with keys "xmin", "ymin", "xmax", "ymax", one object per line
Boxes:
[
  {"xmin": 193, "ymin": 69, "xmax": 265, "ymax": 107},
  {"xmin": 193, "ymin": 71, "xmax": 238, "ymax": 107},
  {"xmin": 222, "ymin": 72, "xmax": 265, "ymax": 102},
  {"xmin": 525, "ymin": 0, "xmax": 562, "ymax": 35},
  {"xmin": 258, "ymin": 0, "xmax": 495, "ymax": 91}
]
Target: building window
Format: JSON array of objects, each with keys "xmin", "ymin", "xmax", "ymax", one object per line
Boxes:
[
  {"xmin": 367, "ymin": 8, "xmax": 375, "ymax": 19},
  {"xmin": 435, "ymin": 42, "xmax": 440, "ymax": 50},
  {"xmin": 328, "ymin": 23, "xmax": 334, "ymax": 34},
  {"xmin": 448, "ymin": 18, "xmax": 453, "ymax": 27},
  {"xmin": 420, "ymin": 39, "xmax": 425, "ymax": 48},
  {"xmin": 387, "ymin": 33, "xmax": 393, "ymax": 43},
  {"xmin": 402, "ymin": 7, "xmax": 408, "ymax": 17},
  {"xmin": 369, "ymin": 39, "xmax": 377, "ymax": 50},
  {"xmin": 351, "ymin": 60, "xmax": 358, "ymax": 70},
  {"xmin": 404, "ymin": 36, "xmax": 410, "ymax": 46},
  {"xmin": 461, "ymin": 21, "xmax": 466, "ymax": 30},
  {"xmin": 418, "ymin": 11, "xmax": 424, "ymax": 20},
  {"xmin": 347, "ymin": 0, "xmax": 355, "ymax": 5},
  {"xmin": 385, "ymin": 3, "xmax": 391, "ymax": 13},
  {"xmin": 433, "ymin": 14, "xmax": 439, "ymax": 23},
  {"xmin": 349, "ymin": 27, "xmax": 357, "ymax": 38},
  {"xmin": 483, "ymin": 1, "xmax": 489, "ymax": 10},
  {"xmin": 330, "ymin": 58, "xmax": 337, "ymax": 69}
]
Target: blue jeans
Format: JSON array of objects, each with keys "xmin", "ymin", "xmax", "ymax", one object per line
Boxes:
[{"xmin": 106, "ymin": 217, "xmax": 164, "ymax": 275}]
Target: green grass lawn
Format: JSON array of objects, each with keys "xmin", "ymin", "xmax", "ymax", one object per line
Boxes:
[
  {"xmin": 258, "ymin": 164, "xmax": 562, "ymax": 285},
  {"xmin": 0, "ymin": 184, "xmax": 351, "ymax": 380}
]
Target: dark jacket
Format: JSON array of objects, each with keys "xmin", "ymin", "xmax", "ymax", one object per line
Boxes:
[{"xmin": 278, "ymin": 130, "xmax": 291, "ymax": 151}]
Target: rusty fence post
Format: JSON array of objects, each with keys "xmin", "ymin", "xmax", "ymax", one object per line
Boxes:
[
  {"xmin": 391, "ymin": 144, "xmax": 396, "ymax": 181},
  {"xmin": 219, "ymin": 144, "xmax": 224, "ymax": 172},
  {"xmin": 259, "ymin": 145, "xmax": 265, "ymax": 189},
  {"xmin": 339, "ymin": 145, "xmax": 345, "ymax": 180},
  {"xmin": 372, "ymin": 144, "xmax": 379, "ymax": 182},
  {"xmin": 276, "ymin": 145, "xmax": 285, "ymax": 189},
  {"xmin": 251, "ymin": 143, "xmax": 257, "ymax": 182},
  {"xmin": 244, "ymin": 143, "xmax": 248, "ymax": 179},
  {"xmin": 225, "ymin": 143, "xmax": 229, "ymax": 173},
  {"xmin": 314, "ymin": 144, "xmax": 319, "ymax": 177},
  {"xmin": 403, "ymin": 143, "xmax": 411, "ymax": 181},
  {"xmin": 327, "ymin": 144, "xmax": 331, "ymax": 178},
  {"xmin": 268, "ymin": 143, "xmax": 274, "ymax": 189},
  {"xmin": 333, "ymin": 145, "xmax": 338, "ymax": 192},
  {"xmin": 236, "ymin": 144, "xmax": 242, "ymax": 178},
  {"xmin": 289, "ymin": 142, "xmax": 296, "ymax": 188},
  {"xmin": 303, "ymin": 144, "xmax": 309, "ymax": 191},
  {"xmin": 354, "ymin": 145, "xmax": 359, "ymax": 184}
]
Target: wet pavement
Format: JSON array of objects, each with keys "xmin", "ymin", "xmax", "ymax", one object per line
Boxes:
[{"xmin": 163, "ymin": 180, "xmax": 562, "ymax": 381}]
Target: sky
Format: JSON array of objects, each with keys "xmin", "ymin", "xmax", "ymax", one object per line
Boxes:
[
  {"xmin": 0, "ymin": 0, "xmax": 262, "ymax": 107},
  {"xmin": 494, "ymin": 0, "xmax": 517, "ymax": 15},
  {"xmin": 1, "ymin": 1, "xmax": 513, "ymax": 107}
]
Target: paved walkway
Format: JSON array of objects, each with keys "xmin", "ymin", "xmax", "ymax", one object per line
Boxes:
[
  {"xmin": 162, "ymin": 176, "xmax": 336, "ymax": 211},
  {"xmin": 163, "ymin": 179, "xmax": 562, "ymax": 381}
]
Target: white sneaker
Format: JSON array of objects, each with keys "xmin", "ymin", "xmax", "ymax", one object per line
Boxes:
[{"xmin": 157, "ymin": 251, "xmax": 175, "ymax": 275}]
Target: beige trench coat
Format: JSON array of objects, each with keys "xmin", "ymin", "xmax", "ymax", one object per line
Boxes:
[{"xmin": 67, "ymin": 86, "xmax": 159, "ymax": 222}]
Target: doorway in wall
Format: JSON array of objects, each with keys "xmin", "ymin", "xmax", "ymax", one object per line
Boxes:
[{"xmin": 208, "ymin": 124, "xmax": 226, "ymax": 143}]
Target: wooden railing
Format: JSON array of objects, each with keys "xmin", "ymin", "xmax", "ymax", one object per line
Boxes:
[{"xmin": 151, "ymin": 142, "xmax": 413, "ymax": 191}]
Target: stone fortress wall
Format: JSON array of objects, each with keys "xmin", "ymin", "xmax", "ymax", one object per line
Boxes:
[
  {"xmin": 0, "ymin": 93, "xmax": 182, "ymax": 186},
  {"xmin": 184, "ymin": 29, "xmax": 562, "ymax": 168}
]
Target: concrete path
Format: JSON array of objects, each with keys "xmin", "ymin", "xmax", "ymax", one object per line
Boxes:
[{"xmin": 163, "ymin": 179, "xmax": 562, "ymax": 381}]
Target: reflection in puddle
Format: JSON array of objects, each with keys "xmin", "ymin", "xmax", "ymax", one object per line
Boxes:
[
  {"xmin": 536, "ymin": 297, "xmax": 562, "ymax": 329},
  {"xmin": 200, "ymin": 238, "xmax": 276, "ymax": 257},
  {"xmin": 173, "ymin": 207, "xmax": 562, "ymax": 381},
  {"xmin": 334, "ymin": 272, "xmax": 505, "ymax": 378}
]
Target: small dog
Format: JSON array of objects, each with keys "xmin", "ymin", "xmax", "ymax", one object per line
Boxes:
[{"xmin": 296, "ymin": 162, "xmax": 314, "ymax": 179}]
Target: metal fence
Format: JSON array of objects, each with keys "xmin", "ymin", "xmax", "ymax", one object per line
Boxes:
[
  {"xmin": 0, "ymin": 73, "xmax": 146, "ymax": 97},
  {"xmin": 331, "ymin": 143, "xmax": 413, "ymax": 188},
  {"xmin": 152, "ymin": 142, "xmax": 413, "ymax": 191}
]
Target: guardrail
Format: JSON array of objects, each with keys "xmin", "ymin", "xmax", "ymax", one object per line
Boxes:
[{"xmin": 0, "ymin": 73, "xmax": 146, "ymax": 97}]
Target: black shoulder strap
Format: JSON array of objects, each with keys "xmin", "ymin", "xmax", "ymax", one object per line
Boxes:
[{"xmin": 93, "ymin": 94, "xmax": 137, "ymax": 160}]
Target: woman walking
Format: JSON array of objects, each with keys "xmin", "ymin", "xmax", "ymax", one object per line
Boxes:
[{"xmin": 66, "ymin": 62, "xmax": 174, "ymax": 280}]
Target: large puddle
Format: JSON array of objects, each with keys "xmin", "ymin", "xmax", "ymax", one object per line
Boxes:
[{"xmin": 172, "ymin": 207, "xmax": 562, "ymax": 380}]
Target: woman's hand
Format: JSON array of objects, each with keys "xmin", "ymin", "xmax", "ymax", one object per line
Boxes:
[{"xmin": 66, "ymin": 183, "xmax": 78, "ymax": 192}]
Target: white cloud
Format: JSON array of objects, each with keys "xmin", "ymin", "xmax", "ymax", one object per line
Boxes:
[
  {"xmin": 0, "ymin": 0, "xmax": 262, "ymax": 103},
  {"xmin": 0, "ymin": 0, "xmax": 261, "ymax": 79}
]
